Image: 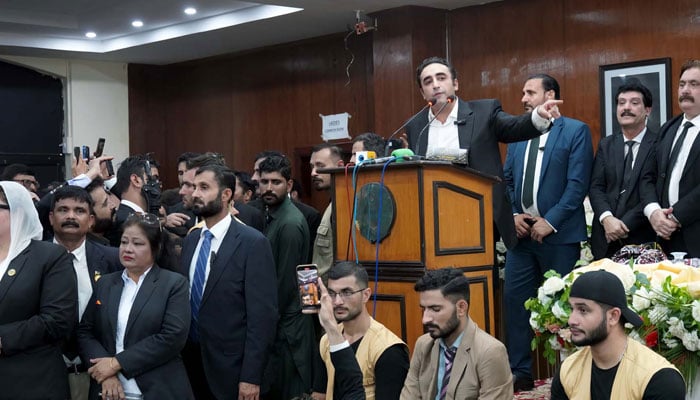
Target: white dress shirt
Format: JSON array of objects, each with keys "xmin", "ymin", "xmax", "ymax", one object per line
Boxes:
[
  {"xmin": 521, "ymin": 132, "xmax": 550, "ymax": 217},
  {"xmin": 116, "ymin": 267, "xmax": 152, "ymax": 396},
  {"xmin": 188, "ymin": 215, "xmax": 232, "ymax": 292}
]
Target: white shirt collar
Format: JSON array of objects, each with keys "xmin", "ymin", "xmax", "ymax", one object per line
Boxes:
[
  {"xmin": 121, "ymin": 199, "xmax": 144, "ymax": 214},
  {"xmin": 53, "ymin": 237, "xmax": 87, "ymax": 262}
]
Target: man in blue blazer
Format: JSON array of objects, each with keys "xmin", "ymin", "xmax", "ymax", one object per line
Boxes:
[
  {"xmin": 589, "ymin": 81, "xmax": 658, "ymax": 259},
  {"xmin": 179, "ymin": 164, "xmax": 278, "ymax": 400},
  {"xmin": 503, "ymin": 74, "xmax": 593, "ymax": 391},
  {"xmin": 641, "ymin": 60, "xmax": 700, "ymax": 258}
]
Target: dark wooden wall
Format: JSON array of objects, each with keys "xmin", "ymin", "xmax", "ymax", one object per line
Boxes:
[
  {"xmin": 129, "ymin": 32, "xmax": 375, "ymax": 209},
  {"xmin": 130, "ymin": 0, "xmax": 700, "ymax": 210},
  {"xmin": 449, "ymin": 0, "xmax": 700, "ymax": 156}
]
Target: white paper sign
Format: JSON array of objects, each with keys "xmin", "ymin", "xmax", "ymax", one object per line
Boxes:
[{"xmin": 320, "ymin": 112, "xmax": 351, "ymax": 141}]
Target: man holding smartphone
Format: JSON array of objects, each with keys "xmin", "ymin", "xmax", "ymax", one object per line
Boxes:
[{"xmin": 314, "ymin": 261, "xmax": 409, "ymax": 400}]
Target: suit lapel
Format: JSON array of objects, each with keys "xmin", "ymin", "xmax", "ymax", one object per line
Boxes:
[
  {"xmin": 180, "ymin": 229, "xmax": 200, "ymax": 280},
  {"xmin": 85, "ymin": 241, "xmax": 104, "ymax": 290},
  {"xmin": 682, "ymin": 133, "xmax": 700, "ymax": 177},
  {"xmin": 658, "ymin": 117, "xmax": 683, "ymax": 173},
  {"xmin": 107, "ymin": 275, "xmax": 123, "ymax": 338},
  {"xmin": 428, "ymin": 340, "xmax": 441, "ymax": 399},
  {"xmin": 457, "ymin": 100, "xmax": 475, "ymax": 153},
  {"xmin": 447, "ymin": 321, "xmax": 475, "ymax": 397},
  {"xmin": 0, "ymin": 246, "xmax": 30, "ymax": 303},
  {"xmin": 200, "ymin": 221, "xmax": 242, "ymax": 307},
  {"xmin": 539, "ymin": 118, "xmax": 563, "ymax": 180},
  {"xmin": 124, "ymin": 267, "xmax": 159, "ymax": 338},
  {"xmin": 612, "ymin": 134, "xmax": 625, "ymax": 193}
]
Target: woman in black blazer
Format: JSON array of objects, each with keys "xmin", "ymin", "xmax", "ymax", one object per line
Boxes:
[{"xmin": 78, "ymin": 213, "xmax": 193, "ymax": 400}]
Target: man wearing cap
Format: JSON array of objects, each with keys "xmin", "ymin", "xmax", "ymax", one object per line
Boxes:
[{"xmin": 550, "ymin": 270, "xmax": 685, "ymax": 399}]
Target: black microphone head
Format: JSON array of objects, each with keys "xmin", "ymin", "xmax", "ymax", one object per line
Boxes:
[
  {"xmin": 447, "ymin": 94, "xmax": 456, "ymax": 103},
  {"xmin": 428, "ymin": 97, "xmax": 438, "ymax": 106}
]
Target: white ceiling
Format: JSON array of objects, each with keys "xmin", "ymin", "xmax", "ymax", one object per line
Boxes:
[{"xmin": 0, "ymin": 0, "xmax": 498, "ymax": 65}]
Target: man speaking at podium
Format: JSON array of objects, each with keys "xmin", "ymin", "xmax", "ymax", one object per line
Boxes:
[{"xmin": 405, "ymin": 56, "xmax": 561, "ymax": 250}]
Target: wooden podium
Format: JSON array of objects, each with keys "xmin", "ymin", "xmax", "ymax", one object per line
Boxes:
[{"xmin": 327, "ymin": 161, "xmax": 498, "ymax": 351}]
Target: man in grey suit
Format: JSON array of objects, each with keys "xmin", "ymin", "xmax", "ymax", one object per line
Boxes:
[{"xmin": 180, "ymin": 164, "xmax": 278, "ymax": 400}]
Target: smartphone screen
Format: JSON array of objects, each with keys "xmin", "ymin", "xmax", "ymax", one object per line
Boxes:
[
  {"xmin": 94, "ymin": 138, "xmax": 106, "ymax": 158},
  {"xmin": 105, "ymin": 159, "xmax": 115, "ymax": 176},
  {"xmin": 297, "ymin": 264, "xmax": 320, "ymax": 313},
  {"xmin": 81, "ymin": 145, "xmax": 90, "ymax": 160}
]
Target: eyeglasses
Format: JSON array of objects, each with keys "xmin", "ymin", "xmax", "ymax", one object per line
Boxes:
[
  {"xmin": 327, "ymin": 288, "xmax": 366, "ymax": 300},
  {"xmin": 0, "ymin": 204, "xmax": 9, "ymax": 211},
  {"xmin": 13, "ymin": 179, "xmax": 39, "ymax": 188}
]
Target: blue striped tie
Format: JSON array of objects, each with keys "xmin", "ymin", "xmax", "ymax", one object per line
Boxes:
[
  {"xmin": 440, "ymin": 347, "xmax": 457, "ymax": 399},
  {"xmin": 190, "ymin": 230, "xmax": 213, "ymax": 342}
]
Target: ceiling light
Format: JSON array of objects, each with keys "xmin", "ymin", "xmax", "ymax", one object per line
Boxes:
[
  {"xmin": 184, "ymin": 7, "xmax": 197, "ymax": 15},
  {"xmin": 85, "ymin": 32, "xmax": 97, "ymax": 38},
  {"xmin": 132, "ymin": 20, "xmax": 144, "ymax": 28}
]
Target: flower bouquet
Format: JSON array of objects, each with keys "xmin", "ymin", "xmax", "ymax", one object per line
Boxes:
[{"xmin": 526, "ymin": 256, "xmax": 700, "ymax": 394}]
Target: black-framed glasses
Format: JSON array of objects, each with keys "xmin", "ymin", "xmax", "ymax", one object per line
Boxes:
[
  {"xmin": 327, "ymin": 288, "xmax": 366, "ymax": 300},
  {"xmin": 0, "ymin": 204, "xmax": 9, "ymax": 211}
]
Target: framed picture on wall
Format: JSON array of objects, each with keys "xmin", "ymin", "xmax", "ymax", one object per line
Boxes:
[{"xmin": 599, "ymin": 58, "xmax": 672, "ymax": 137}]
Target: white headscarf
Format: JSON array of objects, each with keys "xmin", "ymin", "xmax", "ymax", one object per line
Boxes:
[{"xmin": 0, "ymin": 181, "xmax": 43, "ymax": 265}]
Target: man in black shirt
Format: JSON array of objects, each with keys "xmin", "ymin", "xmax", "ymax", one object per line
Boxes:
[
  {"xmin": 313, "ymin": 262, "xmax": 409, "ymax": 399},
  {"xmin": 550, "ymin": 270, "xmax": 685, "ymax": 399}
]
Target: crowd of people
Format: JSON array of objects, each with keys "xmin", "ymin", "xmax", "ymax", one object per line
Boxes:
[{"xmin": 0, "ymin": 54, "xmax": 696, "ymax": 399}]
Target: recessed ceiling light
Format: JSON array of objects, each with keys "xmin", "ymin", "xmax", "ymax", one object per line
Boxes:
[
  {"xmin": 132, "ymin": 20, "xmax": 144, "ymax": 28},
  {"xmin": 184, "ymin": 7, "xmax": 197, "ymax": 15},
  {"xmin": 85, "ymin": 32, "xmax": 97, "ymax": 38}
]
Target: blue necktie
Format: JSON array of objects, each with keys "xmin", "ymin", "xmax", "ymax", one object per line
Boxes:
[
  {"xmin": 190, "ymin": 230, "xmax": 213, "ymax": 342},
  {"xmin": 440, "ymin": 347, "xmax": 457, "ymax": 400}
]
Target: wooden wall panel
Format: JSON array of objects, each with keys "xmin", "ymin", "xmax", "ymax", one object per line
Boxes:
[
  {"xmin": 370, "ymin": 6, "xmax": 446, "ymax": 138},
  {"xmin": 449, "ymin": 0, "xmax": 700, "ymax": 156},
  {"xmin": 129, "ymin": 32, "xmax": 374, "ymax": 194}
]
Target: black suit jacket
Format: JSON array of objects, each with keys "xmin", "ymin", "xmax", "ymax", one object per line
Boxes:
[
  {"xmin": 179, "ymin": 217, "xmax": 278, "ymax": 399},
  {"xmin": 234, "ymin": 201, "xmax": 265, "ymax": 232},
  {"xmin": 405, "ymin": 98, "xmax": 542, "ymax": 249},
  {"xmin": 0, "ymin": 240, "xmax": 77, "ymax": 399},
  {"xmin": 78, "ymin": 266, "xmax": 193, "ymax": 399},
  {"xmin": 589, "ymin": 130, "xmax": 658, "ymax": 259},
  {"xmin": 62, "ymin": 240, "xmax": 122, "ymax": 360},
  {"xmin": 641, "ymin": 114, "xmax": 700, "ymax": 256}
]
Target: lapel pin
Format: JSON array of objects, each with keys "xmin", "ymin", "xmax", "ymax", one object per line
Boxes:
[
  {"xmin": 94, "ymin": 271, "xmax": 101, "ymax": 282},
  {"xmin": 7, "ymin": 269, "xmax": 16, "ymax": 277}
]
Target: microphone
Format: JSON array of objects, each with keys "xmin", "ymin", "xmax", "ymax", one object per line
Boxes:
[
  {"xmin": 210, "ymin": 251, "xmax": 217, "ymax": 264},
  {"xmin": 384, "ymin": 97, "xmax": 438, "ymax": 156},
  {"xmin": 362, "ymin": 155, "xmax": 396, "ymax": 165},
  {"xmin": 413, "ymin": 95, "xmax": 456, "ymax": 155}
]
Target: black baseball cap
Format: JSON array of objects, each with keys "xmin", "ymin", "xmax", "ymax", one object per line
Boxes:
[{"xmin": 569, "ymin": 270, "xmax": 643, "ymax": 328}]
